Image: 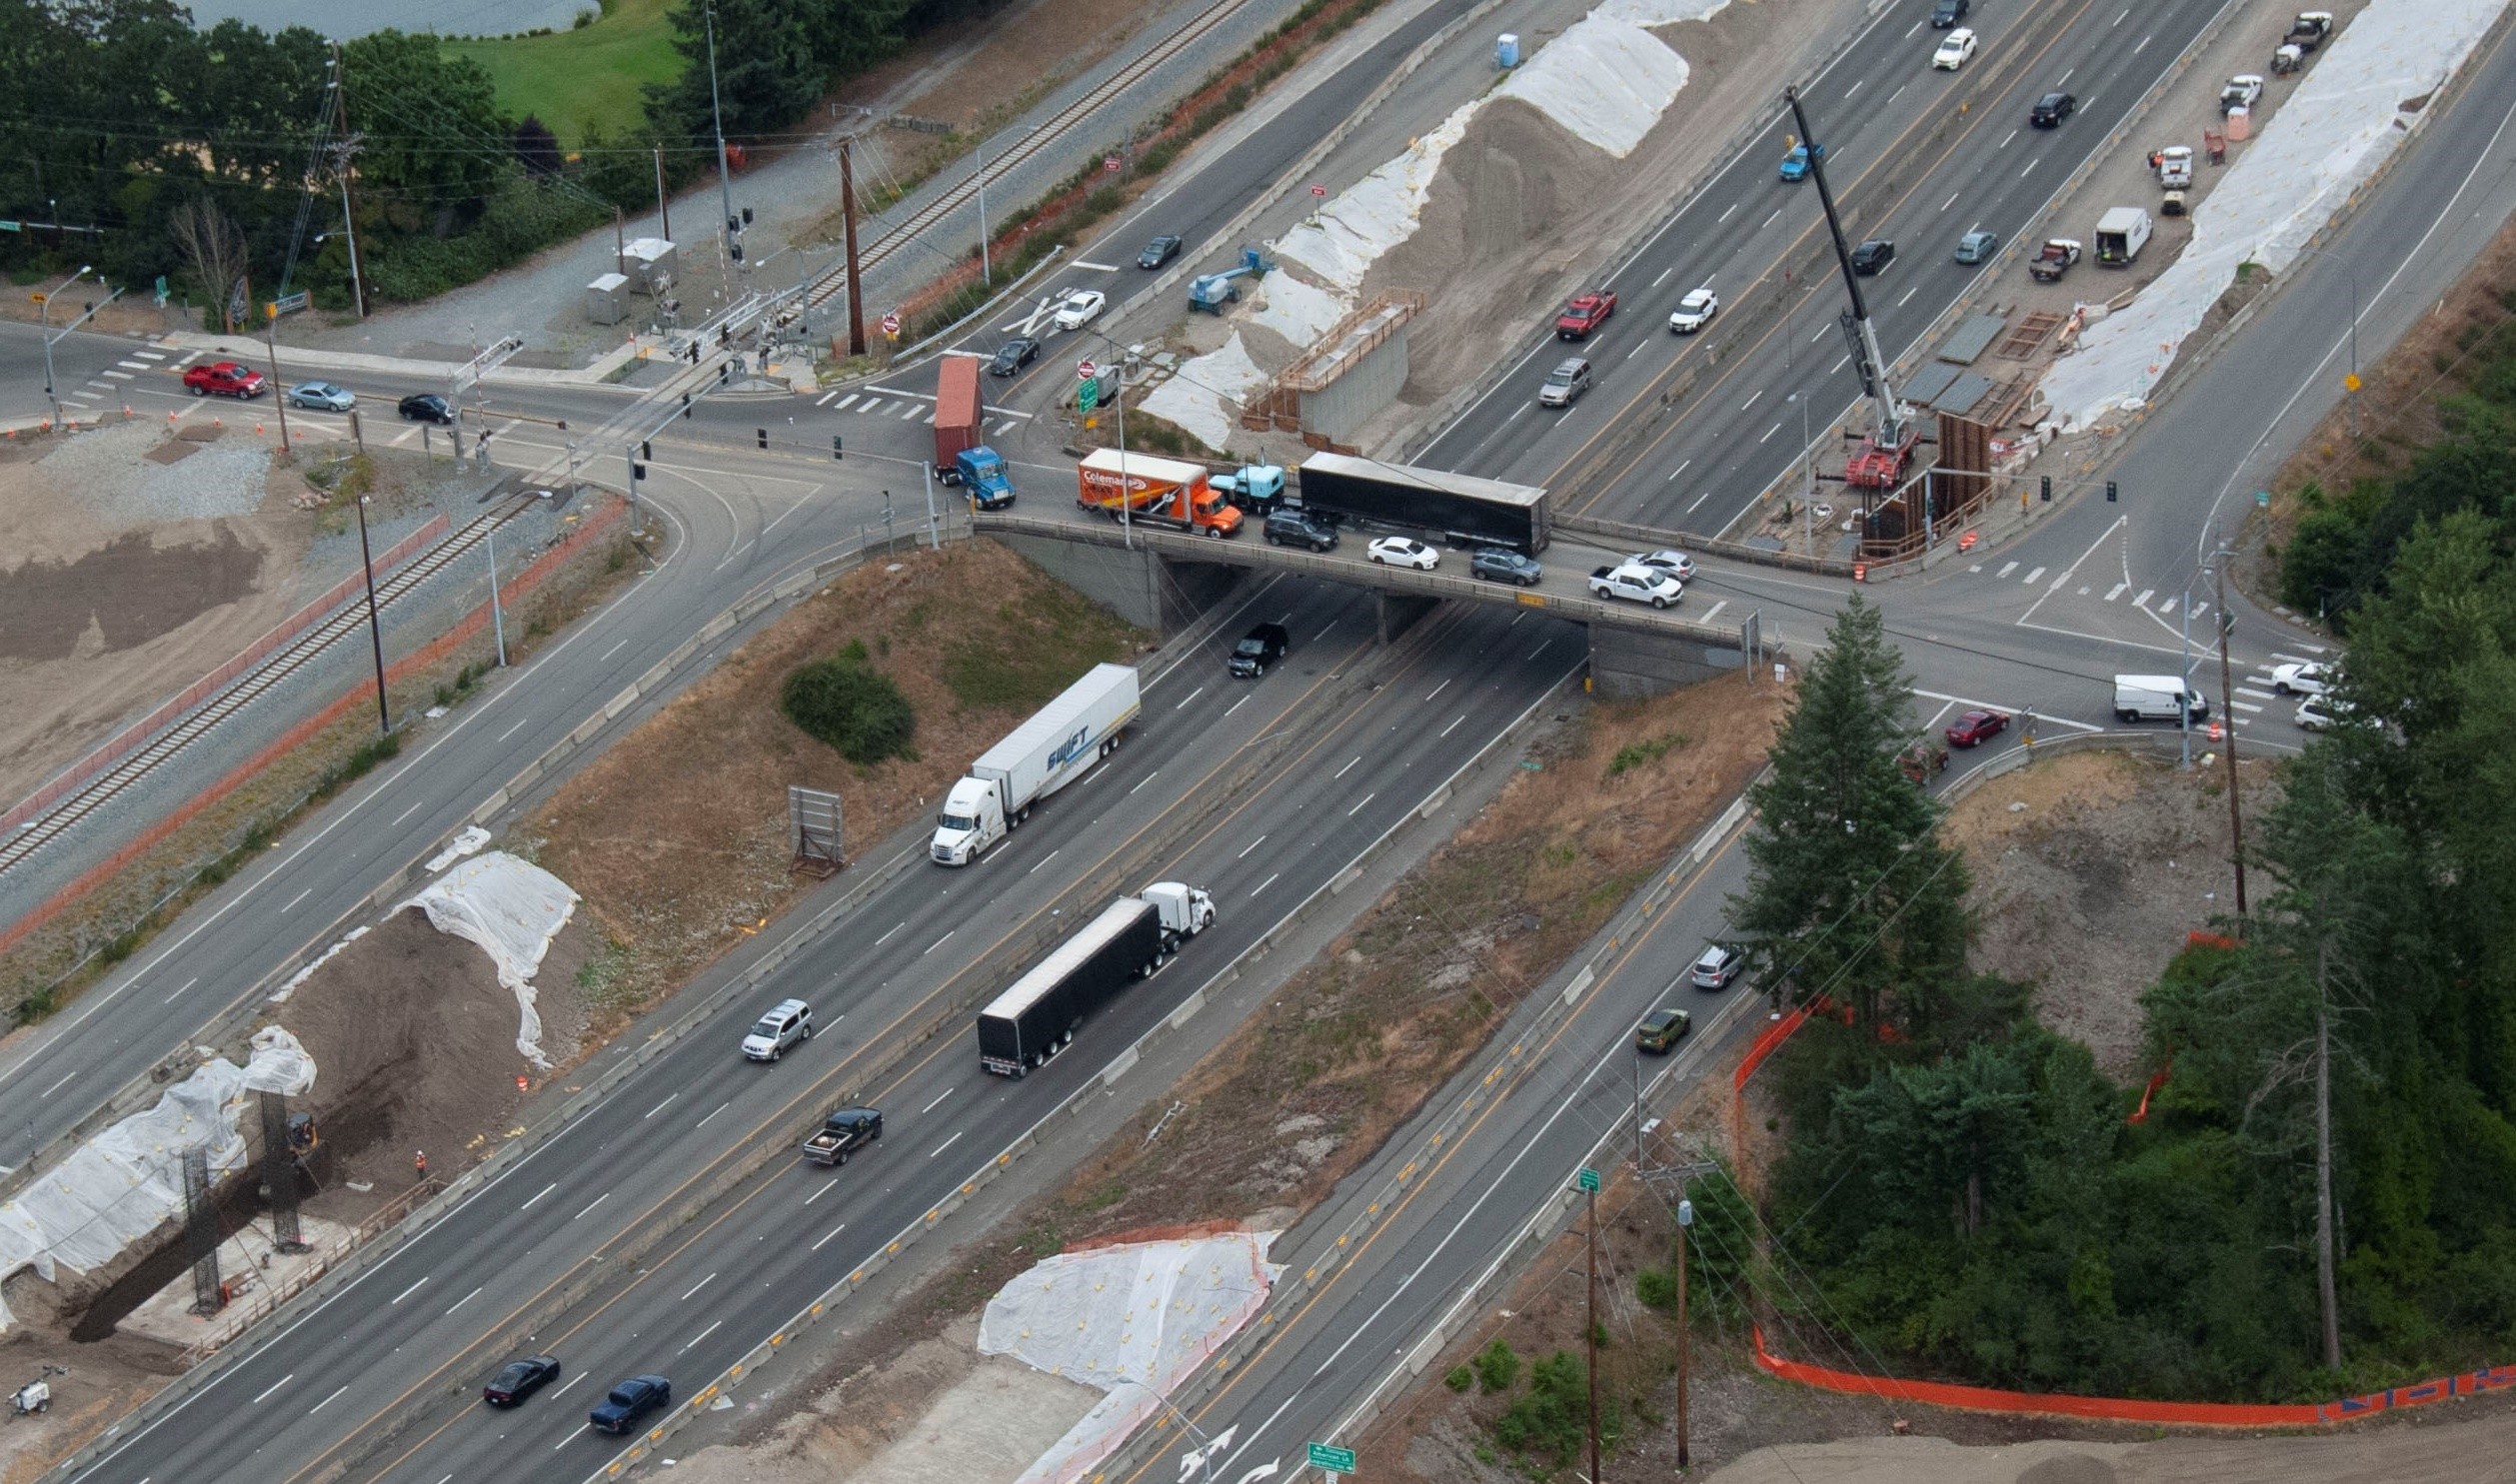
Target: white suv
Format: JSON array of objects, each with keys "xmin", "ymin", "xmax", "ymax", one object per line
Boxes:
[{"xmin": 742, "ymin": 998, "xmax": 815, "ymax": 1061}]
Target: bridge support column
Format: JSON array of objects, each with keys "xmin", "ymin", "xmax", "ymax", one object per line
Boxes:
[
  {"xmin": 986, "ymin": 533, "xmax": 1237, "ymax": 633},
  {"xmin": 1588, "ymin": 624, "xmax": 1745, "ymax": 700},
  {"xmin": 1377, "ymin": 592, "xmax": 1437, "ymax": 643}
]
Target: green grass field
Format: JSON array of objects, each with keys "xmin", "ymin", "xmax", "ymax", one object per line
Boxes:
[{"xmin": 444, "ymin": 0, "xmax": 684, "ymax": 147}]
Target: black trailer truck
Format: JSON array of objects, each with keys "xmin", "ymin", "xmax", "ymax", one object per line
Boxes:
[
  {"xmin": 977, "ymin": 897, "xmax": 1164, "ymax": 1077},
  {"xmin": 1293, "ymin": 452, "xmax": 1551, "ymax": 555}
]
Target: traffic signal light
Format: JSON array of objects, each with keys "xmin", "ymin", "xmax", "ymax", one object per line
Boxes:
[
  {"xmin": 2105, "ymin": 480, "xmax": 2118, "ymax": 503},
  {"xmin": 740, "ymin": 207, "xmax": 753, "ymax": 227},
  {"xmin": 757, "ymin": 428, "xmax": 768, "ymax": 450},
  {"xmin": 641, "ymin": 441, "xmax": 652, "ymax": 461},
  {"xmin": 832, "ymin": 435, "xmax": 843, "ymax": 461},
  {"xmin": 730, "ymin": 242, "xmax": 743, "ymax": 263},
  {"xmin": 718, "ymin": 361, "xmax": 730, "ymax": 384},
  {"xmin": 632, "ymin": 462, "xmax": 647, "ymax": 482},
  {"xmin": 687, "ymin": 342, "xmax": 700, "ymax": 364},
  {"xmin": 2039, "ymin": 476, "xmax": 2051, "ymax": 503},
  {"xmin": 680, "ymin": 392, "xmax": 692, "ymax": 418}
]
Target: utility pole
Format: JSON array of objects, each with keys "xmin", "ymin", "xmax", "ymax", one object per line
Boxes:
[
  {"xmin": 654, "ymin": 143, "xmax": 671, "ymax": 242},
  {"xmin": 353, "ymin": 494, "xmax": 390, "ymax": 735},
  {"xmin": 921, "ymin": 459, "xmax": 941, "ymax": 549},
  {"xmin": 2178, "ymin": 572, "xmax": 2196, "ymax": 769},
  {"xmin": 976, "ymin": 140, "xmax": 993, "ymax": 286},
  {"xmin": 2313, "ymin": 941, "xmax": 2341, "ymax": 1370},
  {"xmin": 614, "ymin": 206, "xmax": 626, "ymax": 276},
  {"xmin": 264, "ymin": 320, "xmax": 291, "ymax": 455},
  {"xmin": 487, "ymin": 518, "xmax": 508, "ymax": 668},
  {"xmin": 704, "ymin": 0, "xmax": 736, "ymax": 267},
  {"xmin": 840, "ymin": 139, "xmax": 866, "ymax": 356},
  {"xmin": 1585, "ymin": 1181, "xmax": 1601, "ymax": 1484},
  {"xmin": 1676, "ymin": 1198, "xmax": 1693, "ymax": 1470},
  {"xmin": 2214, "ymin": 560, "xmax": 2246, "ymax": 916},
  {"xmin": 327, "ymin": 44, "xmax": 367, "ymax": 319},
  {"xmin": 37, "ymin": 265, "xmax": 88, "ymax": 427}
]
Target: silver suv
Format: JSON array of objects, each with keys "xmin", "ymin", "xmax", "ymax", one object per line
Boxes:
[
  {"xmin": 1689, "ymin": 944, "xmax": 1744, "ymax": 989},
  {"xmin": 1538, "ymin": 358, "xmax": 1593, "ymax": 408},
  {"xmin": 742, "ymin": 997, "xmax": 815, "ymax": 1061}
]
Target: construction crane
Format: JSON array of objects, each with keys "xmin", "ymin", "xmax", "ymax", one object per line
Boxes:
[{"xmin": 1783, "ymin": 85, "xmax": 1918, "ymax": 499}]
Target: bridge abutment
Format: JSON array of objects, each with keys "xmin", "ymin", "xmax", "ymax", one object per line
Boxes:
[
  {"xmin": 1589, "ymin": 624, "xmax": 1747, "ymax": 700},
  {"xmin": 987, "ymin": 532, "xmax": 1238, "ymax": 633}
]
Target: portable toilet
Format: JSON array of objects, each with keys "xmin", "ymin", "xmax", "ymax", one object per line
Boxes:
[
  {"xmin": 1496, "ymin": 33, "xmax": 1520, "ymax": 67},
  {"xmin": 584, "ymin": 272, "xmax": 631, "ymax": 326}
]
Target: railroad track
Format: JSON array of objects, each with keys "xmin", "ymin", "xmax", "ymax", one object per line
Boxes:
[
  {"xmin": 0, "ymin": 493, "xmax": 539, "ymax": 880},
  {"xmin": 805, "ymin": 0, "xmax": 1255, "ymax": 313}
]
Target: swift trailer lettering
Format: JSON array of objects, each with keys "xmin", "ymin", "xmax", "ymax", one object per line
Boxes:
[
  {"xmin": 931, "ymin": 664, "xmax": 1142, "ymax": 864},
  {"xmin": 977, "ymin": 883, "xmax": 1216, "ymax": 1076},
  {"xmin": 1292, "ymin": 453, "xmax": 1549, "ymax": 555}
]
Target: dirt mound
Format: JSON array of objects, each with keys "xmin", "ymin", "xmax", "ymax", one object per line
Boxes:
[{"xmin": 276, "ymin": 905, "xmax": 594, "ymax": 1189}]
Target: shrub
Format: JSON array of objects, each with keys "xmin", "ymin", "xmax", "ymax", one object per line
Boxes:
[
  {"xmin": 1445, "ymin": 1363, "xmax": 1474, "ymax": 1392},
  {"xmin": 1634, "ymin": 1266, "xmax": 1678, "ymax": 1311},
  {"xmin": 783, "ymin": 654, "xmax": 917, "ymax": 763},
  {"xmin": 1492, "ymin": 1350, "xmax": 1604, "ymax": 1463},
  {"xmin": 1472, "ymin": 1337, "xmax": 1518, "ymax": 1393}
]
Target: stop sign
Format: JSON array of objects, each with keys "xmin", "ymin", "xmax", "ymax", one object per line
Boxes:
[
  {"xmin": 1078, "ymin": 359, "xmax": 1098, "ymax": 380},
  {"xmin": 879, "ymin": 311, "xmax": 901, "ymax": 335}
]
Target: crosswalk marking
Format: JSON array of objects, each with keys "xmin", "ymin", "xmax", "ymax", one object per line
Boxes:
[
  {"xmin": 2238, "ymin": 687, "xmax": 2276, "ymax": 702},
  {"xmin": 2157, "ymin": 597, "xmax": 2178, "ymax": 615},
  {"xmin": 102, "ymin": 369, "xmax": 133, "ymax": 381},
  {"xmin": 2229, "ymin": 699, "xmax": 2262, "ymax": 714},
  {"xmin": 1996, "ymin": 561, "xmax": 2018, "ymax": 579},
  {"xmin": 115, "ymin": 359, "xmax": 150, "ymax": 370},
  {"xmin": 2022, "ymin": 566, "xmax": 2046, "ymax": 585},
  {"xmin": 816, "ymin": 389, "xmax": 840, "ymax": 407},
  {"xmin": 835, "ymin": 394, "xmax": 859, "ymax": 411},
  {"xmin": 859, "ymin": 398, "xmax": 884, "ymax": 415},
  {"xmin": 132, "ymin": 349, "xmax": 165, "ymax": 361},
  {"xmin": 897, "ymin": 403, "xmax": 923, "ymax": 420},
  {"xmin": 2103, "ymin": 582, "xmax": 2128, "ymax": 601},
  {"xmin": 2133, "ymin": 589, "xmax": 2153, "ymax": 608}
]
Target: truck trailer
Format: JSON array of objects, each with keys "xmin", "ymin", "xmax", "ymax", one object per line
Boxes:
[
  {"xmin": 1293, "ymin": 452, "xmax": 1550, "ymax": 555},
  {"xmin": 976, "ymin": 883, "xmax": 1217, "ymax": 1077},
  {"xmin": 1076, "ymin": 450, "xmax": 1243, "ymax": 537},
  {"xmin": 2093, "ymin": 207, "xmax": 2153, "ymax": 267},
  {"xmin": 935, "ymin": 355, "xmax": 1016, "ymax": 509},
  {"xmin": 931, "ymin": 663, "xmax": 1142, "ymax": 865}
]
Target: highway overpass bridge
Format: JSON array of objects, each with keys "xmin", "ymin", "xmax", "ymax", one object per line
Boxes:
[{"xmin": 975, "ymin": 509, "xmax": 1779, "ymax": 698}]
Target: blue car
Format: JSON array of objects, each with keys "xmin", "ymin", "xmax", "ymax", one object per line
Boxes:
[
  {"xmin": 589, "ymin": 1374, "xmax": 671, "ymax": 1434},
  {"xmin": 1778, "ymin": 142, "xmax": 1826, "ymax": 181}
]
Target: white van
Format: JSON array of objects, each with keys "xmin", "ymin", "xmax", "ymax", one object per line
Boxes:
[{"xmin": 2113, "ymin": 675, "xmax": 2210, "ymax": 724}]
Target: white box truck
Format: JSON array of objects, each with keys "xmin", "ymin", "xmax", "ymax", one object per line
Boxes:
[
  {"xmin": 2094, "ymin": 207, "xmax": 2153, "ymax": 267},
  {"xmin": 2113, "ymin": 674, "xmax": 2211, "ymax": 724},
  {"xmin": 931, "ymin": 663, "xmax": 1142, "ymax": 865},
  {"xmin": 975, "ymin": 882, "xmax": 1216, "ymax": 1077}
]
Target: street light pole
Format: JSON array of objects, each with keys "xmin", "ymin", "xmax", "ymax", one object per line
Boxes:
[
  {"xmin": 38, "ymin": 265, "xmax": 90, "ymax": 428},
  {"xmin": 1676, "ymin": 1197, "xmax": 1694, "ymax": 1469},
  {"xmin": 487, "ymin": 518, "xmax": 508, "ymax": 668},
  {"xmin": 704, "ymin": 0, "xmax": 736, "ymax": 265},
  {"xmin": 2178, "ymin": 578, "xmax": 2195, "ymax": 769}
]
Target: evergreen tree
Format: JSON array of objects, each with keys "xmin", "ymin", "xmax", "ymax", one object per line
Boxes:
[{"xmin": 1729, "ymin": 594, "xmax": 1969, "ymax": 1033}]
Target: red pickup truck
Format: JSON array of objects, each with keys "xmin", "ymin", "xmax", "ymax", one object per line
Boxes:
[
  {"xmin": 1555, "ymin": 290, "xmax": 1616, "ymax": 340},
  {"xmin": 183, "ymin": 361, "xmax": 266, "ymax": 399}
]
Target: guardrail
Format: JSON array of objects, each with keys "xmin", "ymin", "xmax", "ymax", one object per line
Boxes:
[
  {"xmin": 975, "ymin": 511, "xmax": 1764, "ymax": 649},
  {"xmin": 577, "ymin": 617, "xmax": 1588, "ymax": 1482},
  {"xmin": 1552, "ymin": 512, "xmax": 1854, "ymax": 580}
]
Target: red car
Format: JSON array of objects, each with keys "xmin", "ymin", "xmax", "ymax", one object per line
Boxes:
[
  {"xmin": 183, "ymin": 361, "xmax": 266, "ymax": 399},
  {"xmin": 1555, "ymin": 290, "xmax": 1617, "ymax": 340},
  {"xmin": 1944, "ymin": 709, "xmax": 2011, "ymax": 746}
]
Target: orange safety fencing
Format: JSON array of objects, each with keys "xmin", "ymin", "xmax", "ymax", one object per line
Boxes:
[{"xmin": 1733, "ymin": 974, "xmax": 2516, "ymax": 1429}]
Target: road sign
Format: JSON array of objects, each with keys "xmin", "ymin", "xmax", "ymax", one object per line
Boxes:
[
  {"xmin": 1106, "ymin": 154, "xmax": 1123, "ymax": 173},
  {"xmin": 25, "ymin": 292, "xmax": 43, "ymax": 305},
  {"xmin": 880, "ymin": 311, "xmax": 901, "ymax": 336},
  {"xmin": 267, "ymin": 290, "xmax": 310, "ymax": 317},
  {"xmin": 1576, "ymin": 1167, "xmax": 1601, "ymax": 1193},
  {"xmin": 1305, "ymin": 1443, "xmax": 1355, "ymax": 1473},
  {"xmin": 2255, "ymin": 489, "xmax": 2271, "ymax": 508},
  {"xmin": 2343, "ymin": 372, "xmax": 2362, "ymax": 393},
  {"xmin": 1078, "ymin": 359, "xmax": 1098, "ymax": 380},
  {"xmin": 1309, "ymin": 183, "xmax": 1327, "ymax": 198}
]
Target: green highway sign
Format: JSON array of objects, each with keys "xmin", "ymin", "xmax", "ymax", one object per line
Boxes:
[
  {"xmin": 1306, "ymin": 1442, "xmax": 1356, "ymax": 1473},
  {"xmin": 1577, "ymin": 1166, "xmax": 1601, "ymax": 1193}
]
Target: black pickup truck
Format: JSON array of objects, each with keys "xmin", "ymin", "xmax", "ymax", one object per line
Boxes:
[{"xmin": 800, "ymin": 1107, "xmax": 883, "ymax": 1166}]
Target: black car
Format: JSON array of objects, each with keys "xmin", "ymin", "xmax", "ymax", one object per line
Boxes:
[
  {"xmin": 1469, "ymin": 549, "xmax": 1542, "ymax": 587},
  {"xmin": 1230, "ymin": 623, "xmax": 1289, "ymax": 679},
  {"xmin": 483, "ymin": 1355, "xmax": 561, "ymax": 1407},
  {"xmin": 589, "ymin": 1374, "xmax": 672, "ymax": 1434},
  {"xmin": 397, "ymin": 393, "xmax": 455, "ymax": 425},
  {"xmin": 1930, "ymin": 0, "xmax": 1967, "ymax": 25},
  {"xmin": 988, "ymin": 337, "xmax": 1040, "ymax": 377},
  {"xmin": 1849, "ymin": 239, "xmax": 1896, "ymax": 275},
  {"xmin": 1263, "ymin": 507, "xmax": 1338, "ymax": 552},
  {"xmin": 1138, "ymin": 234, "xmax": 1184, "ymax": 269},
  {"xmin": 2029, "ymin": 91, "xmax": 2077, "ymax": 127}
]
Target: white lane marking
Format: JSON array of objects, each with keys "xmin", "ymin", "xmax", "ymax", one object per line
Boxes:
[
  {"xmin": 1762, "ymin": 208, "xmax": 1782, "ymax": 231},
  {"xmin": 930, "ymin": 1130, "xmax": 964, "ymax": 1159},
  {"xmin": 2021, "ymin": 159, "xmax": 2038, "ymax": 178},
  {"xmin": 1717, "ymin": 202, "xmax": 1738, "ymax": 223},
  {"xmin": 859, "ymin": 399, "xmax": 884, "ymax": 415},
  {"xmin": 282, "ymin": 888, "xmax": 311, "ymax": 913},
  {"xmin": 1887, "ymin": 84, "xmax": 1906, "ymax": 105},
  {"xmin": 875, "ymin": 921, "xmax": 906, "ymax": 945},
  {"xmin": 2056, "ymin": 67, "xmax": 2074, "ymax": 85},
  {"xmin": 813, "ymin": 1222, "xmax": 848, "ymax": 1251},
  {"xmin": 1439, "ymin": 715, "xmax": 1465, "ymax": 739},
  {"xmin": 1314, "ymin": 619, "xmax": 1339, "ymax": 641},
  {"xmin": 551, "ymin": 1374, "xmax": 586, "ymax": 1398},
  {"xmin": 576, "ymin": 1192, "xmax": 610, "ymax": 1219},
  {"xmin": 521, "ymin": 1181, "xmax": 558, "ymax": 1210},
  {"xmin": 41, "ymin": 1071, "xmax": 75, "ymax": 1097},
  {"xmin": 1701, "ymin": 600, "xmax": 1728, "ymax": 623},
  {"xmin": 163, "ymin": 975, "xmax": 199, "ymax": 1004},
  {"xmin": 2133, "ymin": 31, "xmax": 2151, "ymax": 54},
  {"xmin": 1759, "ymin": 422, "xmax": 1782, "ymax": 443},
  {"xmin": 1844, "ymin": 79, "xmax": 1863, "ymax": 99},
  {"xmin": 1426, "ymin": 679, "xmax": 1450, "ymax": 702},
  {"xmin": 1830, "ymin": 354, "xmax": 1849, "ymax": 374},
  {"xmin": 2104, "ymin": 583, "xmax": 2129, "ymax": 601},
  {"xmin": 806, "ymin": 1179, "xmax": 841, "ymax": 1205},
  {"xmin": 133, "ymin": 350, "xmax": 165, "ymax": 360},
  {"xmin": 446, "ymin": 1285, "xmax": 483, "ymax": 1316},
  {"xmin": 600, "ymin": 638, "xmax": 629, "ymax": 662},
  {"xmin": 2113, "ymin": 6, "xmax": 2128, "ymax": 22},
  {"xmin": 921, "ymin": 1088, "xmax": 953, "ymax": 1114},
  {"xmin": 2230, "ymin": 699, "xmax": 2263, "ymax": 714},
  {"xmin": 1685, "ymin": 487, "xmax": 1716, "ymax": 514},
  {"xmin": 1652, "ymin": 266, "xmax": 1674, "ymax": 288},
  {"xmin": 2022, "ymin": 567, "xmax": 2047, "ymax": 585},
  {"xmin": 391, "ymin": 1276, "xmax": 430, "ymax": 1304},
  {"xmin": 1129, "ymin": 770, "xmax": 1160, "ymax": 795},
  {"xmin": 816, "ymin": 389, "xmax": 840, "ymax": 407},
  {"xmin": 1897, "ymin": 286, "xmax": 1918, "ymax": 306},
  {"xmin": 682, "ymin": 1272, "xmax": 717, "ymax": 1301},
  {"xmin": 102, "ymin": 369, "xmax": 133, "ymax": 381},
  {"xmin": 1739, "ymin": 389, "xmax": 1760, "ymax": 412},
  {"xmin": 1251, "ymin": 872, "xmax": 1279, "ymax": 897},
  {"xmin": 1941, "ymin": 190, "xmax": 1960, "ymax": 212},
  {"xmin": 497, "ymin": 717, "xmax": 529, "ymax": 742},
  {"xmin": 1999, "ymin": 128, "xmax": 2018, "ymax": 149},
  {"xmin": 253, "ymin": 1374, "xmax": 295, "ymax": 1405},
  {"xmin": 311, "ymin": 1384, "xmax": 349, "ymax": 1414},
  {"xmin": 1995, "ymin": 562, "xmax": 2018, "ymax": 578},
  {"xmin": 2158, "ymin": 597, "xmax": 2179, "ymax": 615},
  {"xmin": 1626, "ymin": 341, "xmax": 1650, "ymax": 362},
  {"xmin": 390, "ymin": 799, "xmax": 427, "ymax": 827},
  {"xmin": 1225, "ymin": 694, "xmax": 1251, "ymax": 718},
  {"xmin": 1028, "ymin": 849, "xmax": 1062, "ymax": 875},
  {"xmin": 898, "ymin": 403, "xmax": 924, "ymax": 420},
  {"xmin": 1174, "ymin": 686, "xmax": 1205, "ymax": 710},
  {"xmin": 1346, "ymin": 792, "xmax": 1376, "ymax": 817},
  {"xmin": 644, "ymin": 1092, "xmax": 678, "ymax": 1119},
  {"xmin": 1333, "ymin": 755, "xmax": 1360, "ymax": 779},
  {"xmin": 923, "ymin": 930, "xmax": 954, "ymax": 955}
]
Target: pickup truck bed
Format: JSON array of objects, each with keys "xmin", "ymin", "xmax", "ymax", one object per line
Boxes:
[{"xmin": 801, "ymin": 1107, "xmax": 883, "ymax": 1165}]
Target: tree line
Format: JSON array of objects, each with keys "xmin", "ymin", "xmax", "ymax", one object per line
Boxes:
[
  {"xmin": 1735, "ymin": 526, "xmax": 2516, "ymax": 1400},
  {"xmin": 0, "ymin": 0, "xmax": 1002, "ymax": 317}
]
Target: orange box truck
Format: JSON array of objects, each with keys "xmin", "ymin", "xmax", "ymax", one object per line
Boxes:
[{"xmin": 1075, "ymin": 450, "xmax": 1243, "ymax": 538}]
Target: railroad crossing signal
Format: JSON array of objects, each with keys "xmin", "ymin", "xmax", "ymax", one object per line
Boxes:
[{"xmin": 1305, "ymin": 1443, "xmax": 1355, "ymax": 1475}]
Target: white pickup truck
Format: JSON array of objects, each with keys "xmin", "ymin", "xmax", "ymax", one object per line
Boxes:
[{"xmin": 1587, "ymin": 563, "xmax": 1684, "ymax": 609}]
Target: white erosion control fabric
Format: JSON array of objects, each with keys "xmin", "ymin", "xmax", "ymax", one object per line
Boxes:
[
  {"xmin": 0, "ymin": 1027, "xmax": 316, "ymax": 1329},
  {"xmin": 402, "ymin": 850, "xmax": 580, "ymax": 1068},
  {"xmin": 2038, "ymin": 0, "xmax": 2501, "ymax": 430},
  {"xmin": 1250, "ymin": 271, "xmax": 1350, "ymax": 349},
  {"xmin": 1495, "ymin": 13, "xmax": 1690, "ymax": 159},
  {"xmin": 1141, "ymin": 333, "xmax": 1268, "ymax": 454},
  {"xmin": 983, "ymin": 1231, "xmax": 1282, "ymax": 1484}
]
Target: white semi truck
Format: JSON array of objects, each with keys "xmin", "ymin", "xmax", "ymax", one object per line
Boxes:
[{"xmin": 930, "ymin": 663, "xmax": 1143, "ymax": 865}]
